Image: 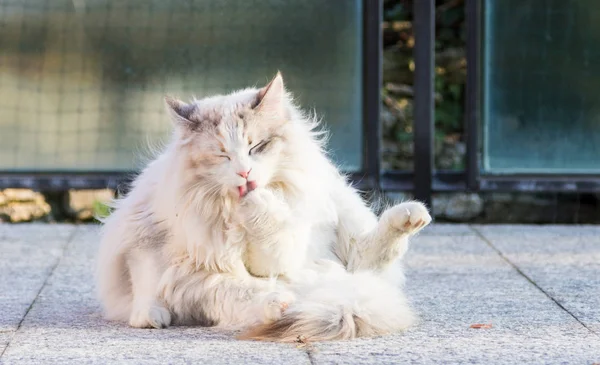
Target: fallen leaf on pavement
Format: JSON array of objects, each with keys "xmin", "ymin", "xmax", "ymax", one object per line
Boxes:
[{"xmin": 469, "ymin": 323, "xmax": 493, "ymax": 329}]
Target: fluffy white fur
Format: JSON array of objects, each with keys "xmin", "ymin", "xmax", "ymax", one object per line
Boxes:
[{"xmin": 96, "ymin": 72, "xmax": 431, "ymax": 342}]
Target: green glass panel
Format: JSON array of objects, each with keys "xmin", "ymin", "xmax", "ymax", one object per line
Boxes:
[
  {"xmin": 483, "ymin": 0, "xmax": 600, "ymax": 173},
  {"xmin": 0, "ymin": 0, "xmax": 363, "ymax": 172}
]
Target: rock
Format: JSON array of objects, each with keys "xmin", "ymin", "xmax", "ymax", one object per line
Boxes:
[
  {"xmin": 481, "ymin": 193, "xmax": 567, "ymax": 224},
  {"xmin": 0, "ymin": 190, "xmax": 51, "ymax": 223},
  {"xmin": 434, "ymin": 193, "xmax": 484, "ymax": 221},
  {"xmin": 64, "ymin": 189, "xmax": 114, "ymax": 221},
  {"xmin": 2, "ymin": 189, "xmax": 40, "ymax": 202}
]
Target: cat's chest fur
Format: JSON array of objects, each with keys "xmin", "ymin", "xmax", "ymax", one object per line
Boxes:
[
  {"xmin": 242, "ymin": 220, "xmax": 337, "ymax": 278},
  {"xmin": 242, "ymin": 226, "xmax": 310, "ymax": 278}
]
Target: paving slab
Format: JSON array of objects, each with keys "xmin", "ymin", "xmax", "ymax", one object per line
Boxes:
[
  {"xmin": 311, "ymin": 225, "xmax": 600, "ymax": 364},
  {"xmin": 0, "ymin": 333, "xmax": 11, "ymax": 352},
  {"xmin": 0, "ymin": 224, "xmax": 76, "ymax": 356},
  {"xmin": 0, "ymin": 226, "xmax": 309, "ymax": 365},
  {"xmin": 474, "ymin": 225, "xmax": 600, "ymax": 334}
]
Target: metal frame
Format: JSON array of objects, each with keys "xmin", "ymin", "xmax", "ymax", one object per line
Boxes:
[
  {"xmin": 465, "ymin": 0, "xmax": 480, "ymax": 192},
  {"xmin": 412, "ymin": 0, "xmax": 435, "ymax": 207},
  {"xmin": 3, "ymin": 0, "xmax": 600, "ymax": 206},
  {"xmin": 0, "ymin": 172, "xmax": 133, "ymax": 192},
  {"xmin": 360, "ymin": 0, "xmax": 383, "ymax": 191}
]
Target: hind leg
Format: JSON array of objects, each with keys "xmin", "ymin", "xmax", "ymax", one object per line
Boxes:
[
  {"xmin": 353, "ymin": 201, "xmax": 430, "ymax": 271},
  {"xmin": 334, "ymin": 193, "xmax": 431, "ymax": 271},
  {"xmin": 127, "ymin": 249, "xmax": 172, "ymax": 328},
  {"xmin": 375, "ymin": 201, "xmax": 431, "ymax": 257}
]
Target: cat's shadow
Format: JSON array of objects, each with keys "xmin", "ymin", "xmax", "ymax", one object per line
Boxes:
[{"xmin": 7, "ymin": 301, "xmax": 235, "ymax": 341}]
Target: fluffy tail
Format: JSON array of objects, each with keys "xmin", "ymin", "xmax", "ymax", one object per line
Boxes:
[{"xmin": 239, "ymin": 270, "xmax": 416, "ymax": 342}]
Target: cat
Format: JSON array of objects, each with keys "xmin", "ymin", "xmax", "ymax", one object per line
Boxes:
[{"xmin": 95, "ymin": 72, "xmax": 431, "ymax": 342}]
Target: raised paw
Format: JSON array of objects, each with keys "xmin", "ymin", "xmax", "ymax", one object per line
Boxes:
[
  {"xmin": 262, "ymin": 291, "xmax": 296, "ymax": 323},
  {"xmin": 384, "ymin": 201, "xmax": 432, "ymax": 235},
  {"xmin": 239, "ymin": 188, "xmax": 289, "ymax": 225},
  {"xmin": 129, "ymin": 303, "xmax": 172, "ymax": 329}
]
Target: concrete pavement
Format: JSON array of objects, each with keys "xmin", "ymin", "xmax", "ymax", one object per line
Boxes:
[{"xmin": 0, "ymin": 224, "xmax": 598, "ymax": 364}]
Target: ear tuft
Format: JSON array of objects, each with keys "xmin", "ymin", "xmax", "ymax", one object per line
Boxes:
[
  {"xmin": 254, "ymin": 72, "xmax": 286, "ymax": 117},
  {"xmin": 164, "ymin": 96, "xmax": 197, "ymax": 128}
]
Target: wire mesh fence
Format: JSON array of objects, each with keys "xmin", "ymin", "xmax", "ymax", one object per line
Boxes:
[{"xmin": 0, "ymin": 0, "xmax": 364, "ymax": 172}]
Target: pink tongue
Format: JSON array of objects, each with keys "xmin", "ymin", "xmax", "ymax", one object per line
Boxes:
[{"xmin": 238, "ymin": 185, "xmax": 247, "ymax": 198}]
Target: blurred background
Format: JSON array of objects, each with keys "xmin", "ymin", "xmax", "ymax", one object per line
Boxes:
[{"xmin": 1, "ymin": 0, "xmax": 600, "ymax": 224}]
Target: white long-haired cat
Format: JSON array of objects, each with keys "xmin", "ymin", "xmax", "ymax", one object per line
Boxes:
[{"xmin": 96, "ymin": 72, "xmax": 431, "ymax": 342}]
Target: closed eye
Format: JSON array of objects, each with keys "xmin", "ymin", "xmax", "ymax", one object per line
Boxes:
[
  {"xmin": 249, "ymin": 139, "xmax": 271, "ymax": 155},
  {"xmin": 218, "ymin": 155, "xmax": 231, "ymax": 161}
]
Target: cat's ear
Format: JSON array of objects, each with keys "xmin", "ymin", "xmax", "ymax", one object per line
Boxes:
[
  {"xmin": 254, "ymin": 71, "xmax": 286, "ymax": 118},
  {"xmin": 164, "ymin": 96, "xmax": 198, "ymax": 129}
]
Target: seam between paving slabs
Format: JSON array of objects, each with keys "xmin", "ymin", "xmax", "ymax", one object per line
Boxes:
[
  {"xmin": 306, "ymin": 348, "xmax": 317, "ymax": 365},
  {"xmin": 0, "ymin": 226, "xmax": 80, "ymax": 359},
  {"xmin": 469, "ymin": 225, "xmax": 599, "ymax": 337}
]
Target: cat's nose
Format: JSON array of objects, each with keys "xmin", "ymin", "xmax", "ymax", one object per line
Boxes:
[{"xmin": 237, "ymin": 168, "xmax": 252, "ymax": 179}]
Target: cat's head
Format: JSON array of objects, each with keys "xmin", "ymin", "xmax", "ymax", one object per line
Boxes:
[{"xmin": 165, "ymin": 72, "xmax": 301, "ymax": 200}]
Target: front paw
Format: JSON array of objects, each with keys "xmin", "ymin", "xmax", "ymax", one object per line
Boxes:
[
  {"xmin": 383, "ymin": 201, "xmax": 432, "ymax": 235},
  {"xmin": 129, "ymin": 303, "xmax": 172, "ymax": 329},
  {"xmin": 261, "ymin": 291, "xmax": 296, "ymax": 323},
  {"xmin": 239, "ymin": 188, "xmax": 289, "ymax": 224},
  {"xmin": 243, "ymin": 187, "xmax": 275, "ymax": 207}
]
